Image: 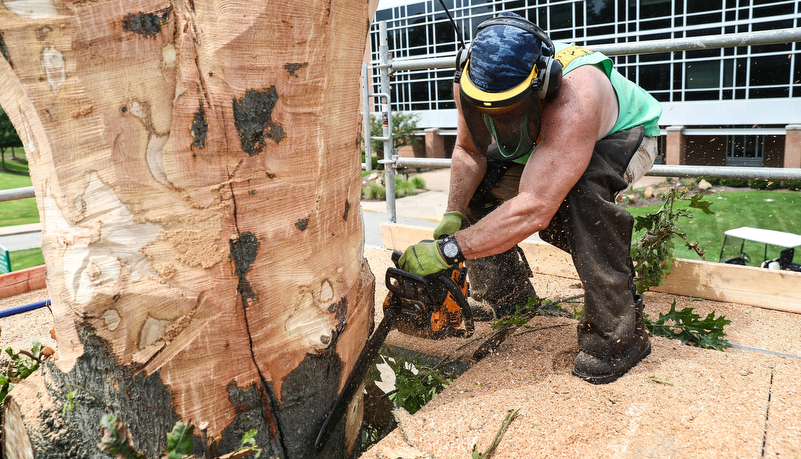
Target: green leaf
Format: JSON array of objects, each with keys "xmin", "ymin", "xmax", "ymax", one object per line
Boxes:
[
  {"xmin": 165, "ymin": 422, "xmax": 194, "ymax": 458},
  {"xmin": 644, "ymin": 300, "xmax": 731, "ymax": 351},
  {"xmin": 688, "ymin": 192, "xmax": 715, "ymax": 215},
  {"xmin": 97, "ymin": 415, "xmax": 146, "ymax": 459}
]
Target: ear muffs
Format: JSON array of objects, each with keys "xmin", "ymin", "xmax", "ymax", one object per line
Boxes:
[
  {"xmin": 455, "ymin": 16, "xmax": 561, "ymax": 101},
  {"xmin": 453, "ymin": 46, "xmax": 471, "ymax": 83},
  {"xmin": 538, "ymin": 55, "xmax": 563, "ymax": 100}
]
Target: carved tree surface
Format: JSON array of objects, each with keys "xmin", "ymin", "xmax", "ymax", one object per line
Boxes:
[{"xmin": 0, "ymin": 1, "xmax": 376, "ymax": 457}]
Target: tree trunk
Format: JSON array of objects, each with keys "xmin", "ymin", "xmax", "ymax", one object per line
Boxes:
[{"xmin": 0, "ymin": 1, "xmax": 377, "ymax": 458}]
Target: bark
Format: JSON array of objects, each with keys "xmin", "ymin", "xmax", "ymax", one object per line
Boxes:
[{"xmin": 0, "ymin": 1, "xmax": 377, "ymax": 457}]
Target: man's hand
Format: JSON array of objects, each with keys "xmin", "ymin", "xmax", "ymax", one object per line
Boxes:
[
  {"xmin": 433, "ymin": 211, "xmax": 465, "ymax": 239},
  {"xmin": 399, "ymin": 241, "xmax": 452, "ymax": 277}
]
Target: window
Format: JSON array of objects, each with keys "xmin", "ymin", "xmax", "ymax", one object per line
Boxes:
[
  {"xmin": 685, "ymin": 60, "xmax": 720, "ymax": 89},
  {"xmin": 727, "ymin": 134, "xmax": 764, "ymax": 166}
]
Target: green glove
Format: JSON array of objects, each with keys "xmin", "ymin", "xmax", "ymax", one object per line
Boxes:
[
  {"xmin": 399, "ymin": 241, "xmax": 452, "ymax": 277},
  {"xmin": 433, "ymin": 211, "xmax": 465, "ymax": 240}
]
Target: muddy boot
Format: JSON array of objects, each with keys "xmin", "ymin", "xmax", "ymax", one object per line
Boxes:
[
  {"xmin": 571, "ymin": 294, "xmax": 650, "ymax": 384},
  {"xmin": 467, "ymin": 246, "xmax": 536, "ymax": 320}
]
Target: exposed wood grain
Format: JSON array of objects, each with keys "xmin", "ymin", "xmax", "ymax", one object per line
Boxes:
[{"xmin": 0, "ymin": 0, "xmax": 377, "ymax": 456}]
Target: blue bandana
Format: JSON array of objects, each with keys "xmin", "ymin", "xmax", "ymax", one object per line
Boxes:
[{"xmin": 468, "ymin": 12, "xmax": 540, "ymax": 92}]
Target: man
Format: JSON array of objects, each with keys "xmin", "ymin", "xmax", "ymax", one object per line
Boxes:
[{"xmin": 398, "ymin": 12, "xmax": 662, "ymax": 384}]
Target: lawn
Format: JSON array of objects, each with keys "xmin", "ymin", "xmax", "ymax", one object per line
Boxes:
[
  {"xmin": 8, "ymin": 247, "xmax": 44, "ymax": 271},
  {"xmin": 0, "ymin": 148, "xmax": 39, "ymax": 227},
  {"xmin": 627, "ymin": 189, "xmax": 801, "ymax": 266}
]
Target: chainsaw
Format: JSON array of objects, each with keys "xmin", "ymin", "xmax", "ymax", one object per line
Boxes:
[{"xmin": 315, "ymin": 249, "xmax": 473, "ymax": 452}]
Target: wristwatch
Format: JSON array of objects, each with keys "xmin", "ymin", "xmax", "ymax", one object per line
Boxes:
[{"xmin": 437, "ymin": 235, "xmax": 465, "ymax": 265}]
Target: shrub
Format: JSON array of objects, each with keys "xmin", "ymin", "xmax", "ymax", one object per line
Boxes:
[
  {"xmin": 748, "ymin": 179, "xmax": 780, "ymax": 190},
  {"xmin": 362, "ymin": 183, "xmax": 386, "ymax": 200},
  {"xmin": 785, "ymin": 181, "xmax": 801, "ymax": 191},
  {"xmin": 410, "ymin": 176, "xmax": 426, "ymax": 190},
  {"xmin": 394, "ymin": 177, "xmax": 417, "ymax": 197},
  {"xmin": 719, "ymin": 178, "xmax": 749, "ymax": 187}
]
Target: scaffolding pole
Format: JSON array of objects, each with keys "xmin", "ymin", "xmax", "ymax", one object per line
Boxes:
[{"xmin": 385, "ymin": 28, "xmax": 801, "ymax": 72}]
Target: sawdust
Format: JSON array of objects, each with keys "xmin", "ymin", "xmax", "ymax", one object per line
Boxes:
[
  {"xmin": 159, "ymin": 215, "xmax": 223, "ymax": 269},
  {"xmin": 0, "ymin": 289, "xmax": 55, "ymax": 360},
  {"xmin": 363, "ymin": 246, "xmax": 801, "ymax": 458}
]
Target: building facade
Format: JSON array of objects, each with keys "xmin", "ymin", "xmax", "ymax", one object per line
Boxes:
[{"xmin": 369, "ymin": 0, "xmax": 801, "ymax": 168}]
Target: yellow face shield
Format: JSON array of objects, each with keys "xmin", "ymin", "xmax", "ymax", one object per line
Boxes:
[{"xmin": 459, "ymin": 59, "xmax": 542, "ymax": 161}]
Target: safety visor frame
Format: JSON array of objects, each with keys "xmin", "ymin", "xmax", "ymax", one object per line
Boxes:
[{"xmin": 459, "ymin": 58, "xmax": 541, "ymax": 114}]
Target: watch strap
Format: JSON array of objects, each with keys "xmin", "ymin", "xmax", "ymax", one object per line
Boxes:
[{"xmin": 437, "ymin": 235, "xmax": 465, "ymax": 265}]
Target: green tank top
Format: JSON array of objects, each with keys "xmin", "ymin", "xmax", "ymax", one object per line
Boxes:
[{"xmin": 512, "ymin": 42, "xmax": 662, "ymax": 164}]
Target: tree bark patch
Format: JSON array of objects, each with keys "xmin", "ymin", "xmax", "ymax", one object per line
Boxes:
[
  {"xmin": 122, "ymin": 7, "xmax": 173, "ymax": 39},
  {"xmin": 229, "ymin": 232, "xmax": 260, "ymax": 307},
  {"xmin": 232, "ymin": 87, "xmax": 285, "ymax": 156}
]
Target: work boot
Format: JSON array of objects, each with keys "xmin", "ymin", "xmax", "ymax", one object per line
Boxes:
[
  {"xmin": 572, "ymin": 294, "xmax": 650, "ymax": 384},
  {"xmin": 467, "ymin": 246, "xmax": 536, "ymax": 320}
]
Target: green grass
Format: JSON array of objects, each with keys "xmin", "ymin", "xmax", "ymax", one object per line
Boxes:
[
  {"xmin": 8, "ymin": 248, "xmax": 44, "ymax": 271},
  {"xmin": 628, "ymin": 189, "xmax": 801, "ymax": 265},
  {"xmin": 0, "ymin": 147, "xmax": 29, "ymax": 175},
  {"xmin": 0, "ymin": 148, "xmax": 39, "ymax": 227}
]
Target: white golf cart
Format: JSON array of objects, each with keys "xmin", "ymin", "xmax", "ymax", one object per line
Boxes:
[{"xmin": 719, "ymin": 227, "xmax": 801, "ymax": 272}]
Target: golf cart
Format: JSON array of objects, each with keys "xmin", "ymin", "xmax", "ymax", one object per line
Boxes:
[{"xmin": 719, "ymin": 227, "xmax": 801, "ymax": 272}]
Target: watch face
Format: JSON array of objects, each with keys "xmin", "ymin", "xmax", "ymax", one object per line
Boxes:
[{"xmin": 442, "ymin": 241, "xmax": 459, "ymax": 259}]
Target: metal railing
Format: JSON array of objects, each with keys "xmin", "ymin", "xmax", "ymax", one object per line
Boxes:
[
  {"xmin": 0, "ymin": 186, "xmax": 34, "ymax": 203},
  {"xmin": 364, "ymin": 24, "xmax": 801, "ymax": 222}
]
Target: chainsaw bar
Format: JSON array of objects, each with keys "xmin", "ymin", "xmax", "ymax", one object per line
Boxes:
[{"xmin": 315, "ymin": 259, "xmax": 472, "ymax": 453}]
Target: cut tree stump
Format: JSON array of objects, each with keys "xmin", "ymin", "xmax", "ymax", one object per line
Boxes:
[{"xmin": 0, "ymin": 1, "xmax": 377, "ymax": 457}]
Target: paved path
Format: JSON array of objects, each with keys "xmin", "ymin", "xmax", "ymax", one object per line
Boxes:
[{"xmin": 0, "ymin": 223, "xmax": 42, "ymax": 251}]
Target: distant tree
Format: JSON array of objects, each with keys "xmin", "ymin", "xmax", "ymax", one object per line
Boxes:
[
  {"xmin": 0, "ymin": 106, "xmax": 23, "ymax": 171},
  {"xmin": 365, "ymin": 112, "xmax": 421, "ymax": 168}
]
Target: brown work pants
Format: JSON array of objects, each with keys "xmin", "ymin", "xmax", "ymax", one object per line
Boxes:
[{"xmin": 466, "ymin": 126, "xmax": 645, "ymax": 357}]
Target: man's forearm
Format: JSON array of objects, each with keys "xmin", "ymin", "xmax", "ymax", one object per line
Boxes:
[
  {"xmin": 455, "ymin": 192, "xmax": 553, "ymax": 260},
  {"xmin": 447, "ymin": 147, "xmax": 486, "ymax": 213}
]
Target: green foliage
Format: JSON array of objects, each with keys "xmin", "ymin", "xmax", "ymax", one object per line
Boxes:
[
  {"xmin": 0, "ymin": 108, "xmax": 22, "ymax": 150},
  {"xmin": 360, "ymin": 176, "xmax": 425, "ymax": 201},
  {"xmin": 644, "ymin": 300, "xmax": 731, "ymax": 351},
  {"xmin": 628, "ymin": 190, "xmax": 801, "ymax": 263},
  {"xmin": 410, "ymin": 176, "xmax": 426, "ymax": 190},
  {"xmin": 62, "ymin": 388, "xmax": 79, "ymax": 417},
  {"xmin": 165, "ymin": 423, "xmax": 194, "ymax": 459},
  {"xmin": 719, "ymin": 178, "xmax": 749, "ymax": 187},
  {"xmin": 492, "ymin": 295, "xmax": 571, "ymax": 329},
  {"xmin": 0, "ymin": 340, "xmax": 43, "ymax": 404},
  {"xmin": 232, "ymin": 429, "xmax": 262, "ymax": 458},
  {"xmin": 362, "ymin": 182, "xmax": 386, "ymax": 200},
  {"xmin": 786, "ymin": 180, "xmax": 801, "ymax": 191},
  {"xmin": 97, "ymin": 415, "xmax": 146, "ymax": 459},
  {"xmin": 380, "ymin": 346, "xmax": 454, "ymax": 415},
  {"xmin": 748, "ymin": 179, "xmax": 780, "ymax": 190},
  {"xmin": 630, "ymin": 187, "xmax": 714, "ymax": 292},
  {"xmin": 367, "ymin": 112, "xmax": 421, "ymax": 156},
  {"xmin": 394, "ymin": 176, "xmax": 418, "ymax": 197}
]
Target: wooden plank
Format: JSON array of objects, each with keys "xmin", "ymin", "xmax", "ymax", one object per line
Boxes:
[
  {"xmin": 381, "ymin": 223, "xmax": 801, "ymax": 313},
  {"xmin": 0, "ymin": 265, "xmax": 46, "ymax": 299},
  {"xmin": 655, "ymin": 259, "xmax": 801, "ymax": 313}
]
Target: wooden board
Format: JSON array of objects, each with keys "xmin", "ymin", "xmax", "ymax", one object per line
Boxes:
[
  {"xmin": 381, "ymin": 223, "xmax": 801, "ymax": 313},
  {"xmin": 656, "ymin": 258, "xmax": 801, "ymax": 313},
  {"xmin": 0, "ymin": 266, "xmax": 46, "ymax": 300}
]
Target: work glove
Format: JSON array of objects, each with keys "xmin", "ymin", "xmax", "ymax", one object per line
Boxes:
[
  {"xmin": 399, "ymin": 241, "xmax": 452, "ymax": 277},
  {"xmin": 433, "ymin": 211, "xmax": 464, "ymax": 240}
]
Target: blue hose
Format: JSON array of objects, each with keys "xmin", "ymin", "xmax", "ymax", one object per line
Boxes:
[{"xmin": 0, "ymin": 300, "xmax": 51, "ymax": 319}]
